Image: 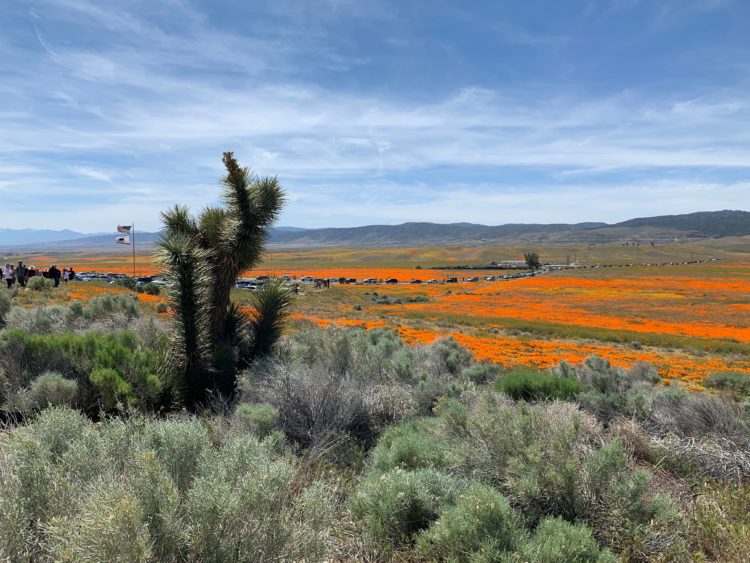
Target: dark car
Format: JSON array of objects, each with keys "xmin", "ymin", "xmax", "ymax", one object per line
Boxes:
[{"xmin": 385, "ymin": 278, "xmax": 399, "ymax": 284}]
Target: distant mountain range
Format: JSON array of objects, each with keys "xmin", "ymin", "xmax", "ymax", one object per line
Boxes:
[{"xmin": 0, "ymin": 211, "xmax": 748, "ymax": 251}]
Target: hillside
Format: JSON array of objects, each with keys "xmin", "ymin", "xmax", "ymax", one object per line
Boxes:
[{"xmin": 0, "ymin": 210, "xmax": 747, "ymax": 251}]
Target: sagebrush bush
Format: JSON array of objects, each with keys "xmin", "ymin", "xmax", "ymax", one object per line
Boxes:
[
  {"xmin": 234, "ymin": 402, "xmax": 279, "ymax": 438},
  {"xmin": 495, "ymin": 368, "xmax": 584, "ymax": 401},
  {"xmin": 521, "ymin": 517, "xmax": 617, "ymax": 563},
  {"xmin": 364, "ymin": 383, "xmax": 417, "ymax": 429},
  {"xmin": 29, "ymin": 372, "xmax": 78, "ymax": 409},
  {"xmin": 27, "ymin": 276, "xmax": 53, "ymax": 292},
  {"xmin": 351, "ymin": 468, "xmax": 466, "ymax": 549},
  {"xmin": 461, "ymin": 362, "xmax": 500, "ymax": 385},
  {"xmin": 0, "ymin": 408, "xmax": 337, "ymax": 562},
  {"xmin": 415, "ymin": 483, "xmax": 525, "ymax": 560},
  {"xmin": 389, "ymin": 394, "xmax": 682, "ymax": 557},
  {"xmin": 368, "ymin": 419, "xmax": 446, "ymax": 474},
  {"xmin": 0, "ymin": 289, "xmax": 11, "ymax": 327},
  {"xmin": 707, "ymin": 371, "xmax": 750, "ymax": 399}
]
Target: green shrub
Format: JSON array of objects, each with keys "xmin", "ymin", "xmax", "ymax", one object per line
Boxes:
[
  {"xmin": 428, "ymin": 393, "xmax": 681, "ymax": 556},
  {"xmin": 46, "ymin": 481, "xmax": 153, "ymax": 562},
  {"xmin": 234, "ymin": 402, "xmax": 279, "ymax": 438},
  {"xmin": 0, "ymin": 329, "xmax": 161, "ymax": 412},
  {"xmin": 351, "ymin": 468, "xmax": 466, "ymax": 549},
  {"xmin": 89, "ymin": 368, "xmax": 132, "ymax": 410},
  {"xmin": 521, "ymin": 517, "xmax": 617, "ymax": 563},
  {"xmin": 0, "ymin": 410, "xmax": 336, "ymax": 562},
  {"xmin": 142, "ymin": 283, "xmax": 161, "ymax": 296},
  {"xmin": 461, "ymin": 362, "xmax": 501, "ymax": 385},
  {"xmin": 29, "ymin": 372, "xmax": 78, "ymax": 409},
  {"xmin": 369, "ymin": 419, "xmax": 446, "ymax": 474},
  {"xmin": 28, "ymin": 276, "xmax": 53, "ymax": 292},
  {"xmin": 0, "ymin": 290, "xmax": 11, "ymax": 327},
  {"xmin": 495, "ymin": 368, "xmax": 584, "ymax": 401},
  {"xmin": 2, "ymin": 388, "xmax": 33, "ymax": 414},
  {"xmin": 415, "ymin": 483, "xmax": 525, "ymax": 560},
  {"xmin": 429, "ymin": 337, "xmax": 473, "ymax": 376},
  {"xmin": 142, "ymin": 418, "xmax": 212, "ymax": 493},
  {"xmin": 185, "ymin": 435, "xmax": 335, "ymax": 561},
  {"xmin": 707, "ymin": 371, "xmax": 750, "ymax": 399}
]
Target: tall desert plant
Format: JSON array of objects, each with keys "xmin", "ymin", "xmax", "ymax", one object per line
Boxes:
[{"xmin": 157, "ymin": 153, "xmax": 287, "ymax": 408}]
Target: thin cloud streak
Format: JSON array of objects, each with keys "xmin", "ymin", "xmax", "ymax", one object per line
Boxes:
[{"xmin": 0, "ymin": 0, "xmax": 748, "ymax": 230}]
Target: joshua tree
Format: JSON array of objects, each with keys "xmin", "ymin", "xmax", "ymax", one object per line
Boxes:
[{"xmin": 157, "ymin": 152, "xmax": 290, "ymax": 409}]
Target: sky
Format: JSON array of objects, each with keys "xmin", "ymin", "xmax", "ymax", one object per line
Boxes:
[{"xmin": 1, "ymin": 0, "xmax": 749, "ymax": 231}]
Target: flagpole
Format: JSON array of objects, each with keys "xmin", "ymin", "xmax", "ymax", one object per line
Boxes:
[{"xmin": 132, "ymin": 223, "xmax": 136, "ymax": 278}]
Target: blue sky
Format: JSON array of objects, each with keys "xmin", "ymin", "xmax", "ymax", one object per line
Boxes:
[{"xmin": 1, "ymin": 0, "xmax": 749, "ymax": 231}]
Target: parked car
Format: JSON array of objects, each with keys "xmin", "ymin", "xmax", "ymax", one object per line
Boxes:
[
  {"xmin": 485, "ymin": 276, "xmax": 496, "ymax": 281},
  {"xmin": 385, "ymin": 278, "xmax": 399, "ymax": 284},
  {"xmin": 300, "ymin": 276, "xmax": 315, "ymax": 282},
  {"xmin": 410, "ymin": 279, "xmax": 423, "ymax": 284},
  {"xmin": 467, "ymin": 277, "xmax": 479, "ymax": 282},
  {"xmin": 446, "ymin": 277, "xmax": 458, "ymax": 283},
  {"xmin": 427, "ymin": 279, "xmax": 439, "ymax": 284}
]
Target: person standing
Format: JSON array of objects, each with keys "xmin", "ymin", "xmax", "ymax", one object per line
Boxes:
[
  {"xmin": 49, "ymin": 264, "xmax": 62, "ymax": 288},
  {"xmin": 68, "ymin": 267, "xmax": 76, "ymax": 281},
  {"xmin": 16, "ymin": 261, "xmax": 27, "ymax": 288},
  {"xmin": 4, "ymin": 264, "xmax": 15, "ymax": 288},
  {"xmin": 63, "ymin": 268, "xmax": 69, "ymax": 283}
]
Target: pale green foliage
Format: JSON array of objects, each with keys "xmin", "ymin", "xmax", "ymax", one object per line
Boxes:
[
  {"xmin": 0, "ymin": 289, "xmax": 11, "ymax": 327},
  {"xmin": 0, "ymin": 407, "xmax": 336, "ymax": 562},
  {"xmin": 29, "ymin": 372, "xmax": 78, "ymax": 408},
  {"xmin": 521, "ymin": 517, "xmax": 617, "ymax": 563},
  {"xmin": 28, "ymin": 276, "xmax": 53, "ymax": 292},
  {"xmin": 351, "ymin": 468, "xmax": 466, "ymax": 549},
  {"xmin": 233, "ymin": 402, "xmax": 279, "ymax": 438},
  {"xmin": 415, "ymin": 483, "xmax": 525, "ymax": 560}
]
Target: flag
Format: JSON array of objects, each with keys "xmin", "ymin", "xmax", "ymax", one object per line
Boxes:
[
  {"xmin": 117, "ymin": 225, "xmax": 131, "ymax": 233},
  {"xmin": 115, "ymin": 236, "xmax": 130, "ymax": 245}
]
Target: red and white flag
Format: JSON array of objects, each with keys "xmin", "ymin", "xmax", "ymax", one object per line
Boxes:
[
  {"xmin": 117, "ymin": 225, "xmax": 132, "ymax": 233},
  {"xmin": 115, "ymin": 236, "xmax": 130, "ymax": 245}
]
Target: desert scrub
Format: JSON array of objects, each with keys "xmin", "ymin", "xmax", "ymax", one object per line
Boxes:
[
  {"xmin": 706, "ymin": 370, "xmax": 750, "ymax": 399},
  {"xmin": 0, "ymin": 407, "xmax": 336, "ymax": 562},
  {"xmin": 233, "ymin": 402, "xmax": 280, "ymax": 438},
  {"xmin": 27, "ymin": 276, "xmax": 54, "ymax": 292},
  {"xmin": 0, "ymin": 329, "xmax": 162, "ymax": 413},
  {"xmin": 359, "ymin": 394, "xmax": 684, "ymax": 558},
  {"xmin": 0, "ymin": 288, "xmax": 11, "ymax": 327},
  {"xmin": 368, "ymin": 418, "xmax": 447, "ymax": 474},
  {"xmin": 495, "ymin": 367, "xmax": 584, "ymax": 401},
  {"xmin": 29, "ymin": 371, "xmax": 78, "ymax": 409},
  {"xmin": 520, "ymin": 517, "xmax": 617, "ymax": 563},
  {"xmin": 252, "ymin": 326, "xmax": 478, "ymax": 450},
  {"xmin": 415, "ymin": 483, "xmax": 525, "ymax": 560},
  {"xmin": 350, "ymin": 467, "xmax": 466, "ymax": 550},
  {"xmin": 460, "ymin": 361, "xmax": 501, "ymax": 384}
]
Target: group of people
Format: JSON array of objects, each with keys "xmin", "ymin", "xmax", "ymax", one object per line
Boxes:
[{"xmin": 1, "ymin": 261, "xmax": 76, "ymax": 289}]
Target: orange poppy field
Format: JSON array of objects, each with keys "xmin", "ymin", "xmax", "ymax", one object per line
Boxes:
[
  {"xmin": 8, "ymin": 243, "xmax": 750, "ymax": 389},
  {"xmin": 270, "ymin": 261, "xmax": 750, "ymax": 390}
]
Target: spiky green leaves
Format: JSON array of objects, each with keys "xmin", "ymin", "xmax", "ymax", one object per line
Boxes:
[
  {"xmin": 156, "ymin": 233, "xmax": 213, "ymax": 406},
  {"xmin": 156, "ymin": 153, "xmax": 288, "ymax": 409},
  {"xmin": 246, "ymin": 279, "xmax": 294, "ymax": 359}
]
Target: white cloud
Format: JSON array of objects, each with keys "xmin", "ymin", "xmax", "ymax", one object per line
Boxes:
[{"xmin": 0, "ymin": 0, "xmax": 748, "ymax": 230}]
